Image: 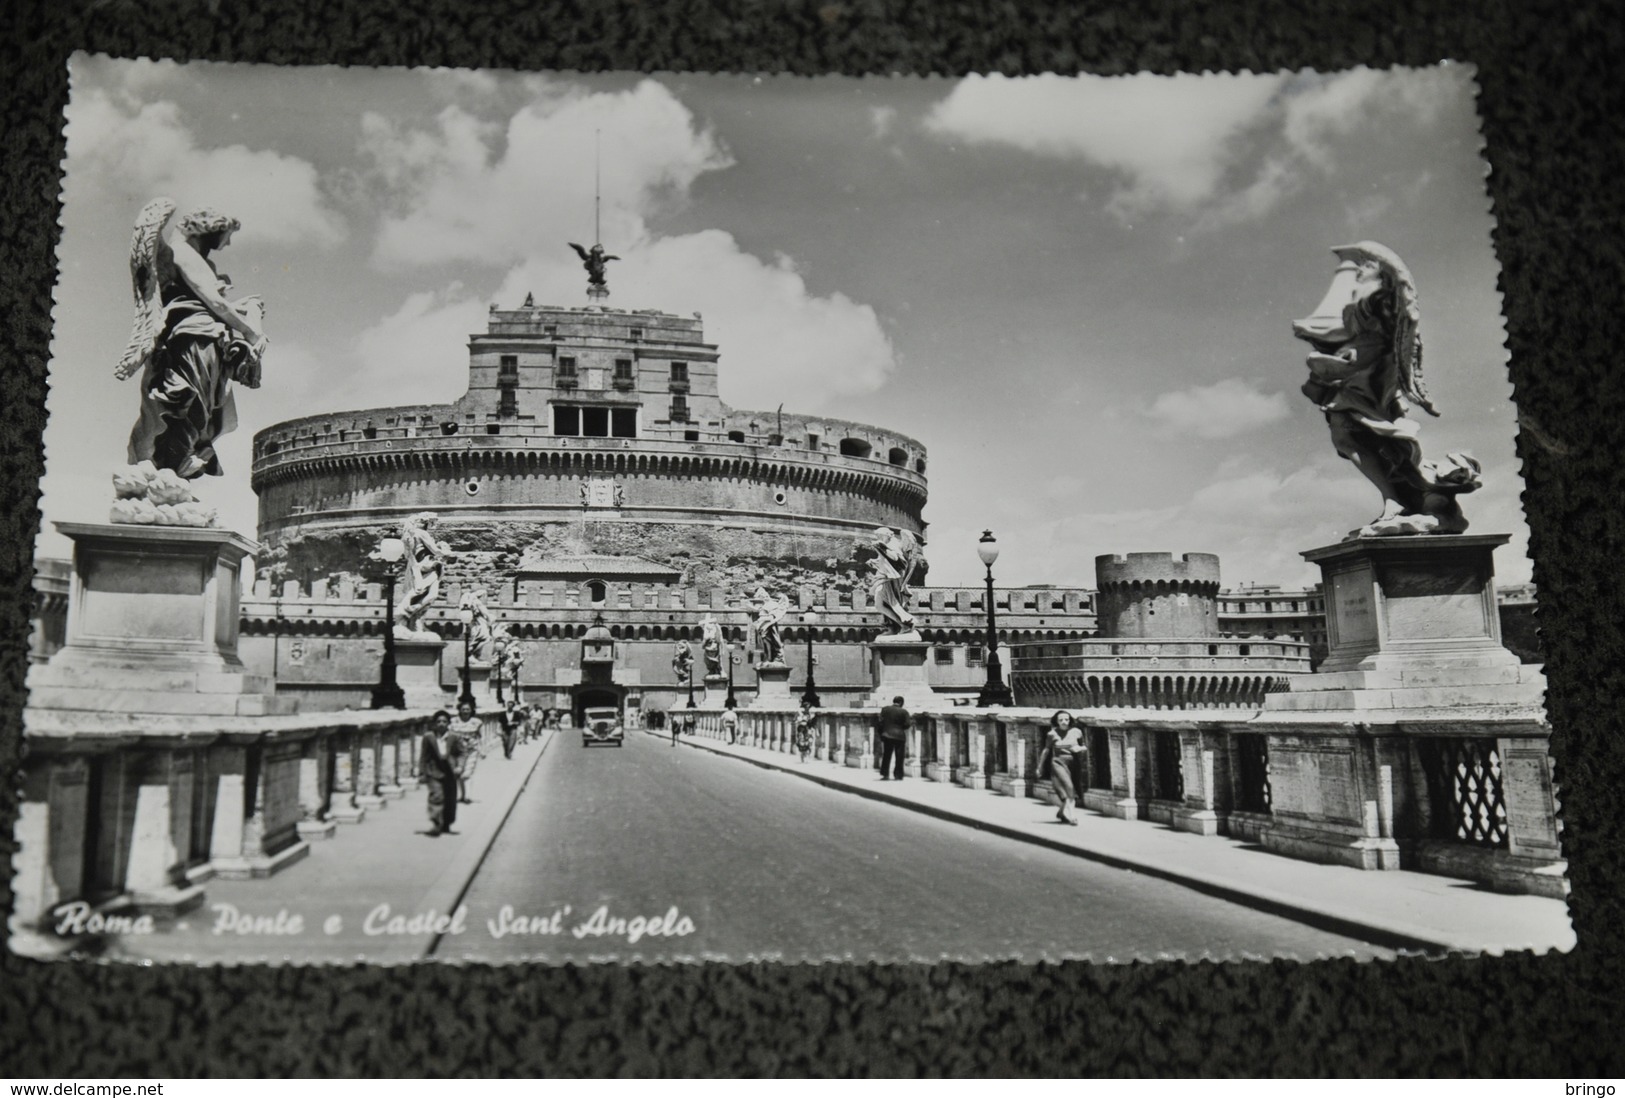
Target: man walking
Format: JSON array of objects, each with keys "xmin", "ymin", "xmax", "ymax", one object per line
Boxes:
[
  {"xmin": 721, "ymin": 706, "xmax": 739, "ymax": 745},
  {"xmin": 877, "ymin": 695, "xmax": 910, "ymax": 781}
]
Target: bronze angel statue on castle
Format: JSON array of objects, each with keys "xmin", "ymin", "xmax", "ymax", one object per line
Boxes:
[
  {"xmin": 1293, "ymin": 241, "xmax": 1481, "ymax": 537},
  {"xmin": 117, "ymin": 198, "xmax": 270, "ymax": 481},
  {"xmin": 569, "ymin": 241, "xmax": 619, "ymax": 299}
]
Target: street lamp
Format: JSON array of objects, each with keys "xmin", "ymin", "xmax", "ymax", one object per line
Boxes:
[
  {"xmin": 800, "ymin": 609, "xmax": 821, "ymax": 708},
  {"xmin": 458, "ymin": 605, "xmax": 476, "ymax": 711},
  {"xmin": 685, "ymin": 646, "xmax": 697, "ymax": 709},
  {"xmin": 493, "ymin": 636, "xmax": 506, "ymax": 705},
  {"xmin": 976, "ymin": 529, "xmax": 1013, "ymax": 707},
  {"xmin": 369, "ymin": 538, "xmax": 406, "ymax": 710},
  {"xmin": 724, "ymin": 641, "xmax": 739, "ymax": 710}
]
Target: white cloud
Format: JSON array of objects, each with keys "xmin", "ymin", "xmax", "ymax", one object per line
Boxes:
[
  {"xmin": 61, "ymin": 87, "xmax": 346, "ymax": 248},
  {"xmin": 360, "ymin": 79, "xmax": 896, "ymax": 411},
  {"xmin": 1146, "ymin": 378, "xmax": 1292, "ymax": 439},
  {"xmin": 924, "ymin": 73, "xmax": 1283, "ymax": 219},
  {"xmin": 366, "ymin": 79, "xmax": 732, "ymax": 269},
  {"xmin": 869, "ymin": 105, "xmax": 897, "ymax": 139},
  {"xmin": 350, "ymin": 290, "xmax": 492, "ymax": 407},
  {"xmin": 922, "ymin": 67, "xmax": 1469, "ymax": 228},
  {"xmin": 1281, "ymin": 67, "xmax": 1455, "ymax": 169}
]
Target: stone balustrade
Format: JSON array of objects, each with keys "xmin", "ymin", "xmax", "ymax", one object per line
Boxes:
[
  {"xmin": 10, "ymin": 707, "xmax": 506, "ymax": 949},
  {"xmin": 678, "ymin": 701, "xmax": 1563, "ymax": 898}
]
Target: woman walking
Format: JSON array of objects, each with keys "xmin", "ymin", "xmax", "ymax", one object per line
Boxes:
[
  {"xmin": 420, "ymin": 710, "xmax": 459, "ymax": 836},
  {"xmin": 450, "ymin": 699, "xmax": 482, "ymax": 804},
  {"xmin": 1044, "ymin": 710, "xmax": 1086, "ymax": 826}
]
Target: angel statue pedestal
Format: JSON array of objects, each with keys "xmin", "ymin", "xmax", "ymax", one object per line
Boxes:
[
  {"xmin": 22, "ymin": 521, "xmax": 303, "ymax": 920},
  {"xmin": 28, "ymin": 523, "xmax": 295, "ymax": 715},
  {"xmin": 701, "ymin": 674, "xmax": 728, "ymax": 708},
  {"xmin": 749, "ymin": 663, "xmax": 793, "ymax": 709},
  {"xmin": 864, "ymin": 633, "xmax": 937, "ymax": 710},
  {"xmin": 1266, "ymin": 534, "xmax": 1541, "ymax": 710},
  {"xmin": 392, "ymin": 634, "xmax": 450, "ymax": 711},
  {"xmin": 1258, "ymin": 534, "xmax": 1561, "ymax": 896}
]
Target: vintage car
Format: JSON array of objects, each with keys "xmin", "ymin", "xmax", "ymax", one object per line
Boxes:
[{"xmin": 581, "ymin": 706, "xmax": 624, "ymax": 747}]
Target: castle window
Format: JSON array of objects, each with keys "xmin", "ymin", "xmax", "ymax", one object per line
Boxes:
[
  {"xmin": 684, "ymin": 430, "xmax": 700, "ymax": 442},
  {"xmin": 670, "ymin": 362, "xmax": 688, "ymax": 382},
  {"xmin": 554, "ymin": 406, "xmax": 581, "ymax": 435},
  {"xmin": 934, "ymin": 647, "xmax": 954, "ymax": 665},
  {"xmin": 888, "ymin": 447, "xmax": 908, "ymax": 466},
  {"xmin": 807, "ymin": 433, "xmax": 820, "ymax": 450},
  {"xmin": 630, "ymin": 327, "xmax": 643, "ymax": 340},
  {"xmin": 728, "ymin": 430, "xmax": 746, "ymax": 443},
  {"xmin": 611, "ymin": 408, "xmax": 637, "ymax": 438},
  {"xmin": 966, "ymin": 646, "xmax": 985, "ymax": 666},
  {"xmin": 486, "ymin": 424, "xmax": 501, "ymax": 435},
  {"xmin": 558, "ymin": 355, "xmax": 577, "ymax": 376},
  {"xmin": 670, "ymin": 395, "xmax": 690, "ymax": 421},
  {"xmin": 915, "ymin": 458, "xmax": 926, "ymax": 474},
  {"xmin": 613, "ymin": 358, "xmax": 634, "ymax": 383},
  {"xmin": 544, "ymin": 324, "xmax": 558, "ymax": 339},
  {"xmin": 587, "ymin": 580, "xmax": 606, "ymax": 604},
  {"xmin": 499, "ymin": 354, "xmax": 518, "ymax": 370},
  {"xmin": 582, "ymin": 407, "xmax": 610, "ymax": 437},
  {"xmin": 264, "ymin": 440, "xmax": 279, "ymax": 455},
  {"xmin": 839, "ymin": 438, "xmax": 872, "ymax": 459},
  {"xmin": 362, "ymin": 426, "xmax": 377, "ymax": 440},
  {"xmin": 441, "ymin": 422, "xmax": 459, "ymax": 435}
]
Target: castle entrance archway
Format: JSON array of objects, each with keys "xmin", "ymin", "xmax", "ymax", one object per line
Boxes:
[{"xmin": 572, "ymin": 685, "xmax": 624, "ymax": 727}]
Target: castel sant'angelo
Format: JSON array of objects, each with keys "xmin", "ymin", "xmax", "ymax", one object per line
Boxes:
[
  {"xmin": 251, "ymin": 300, "xmax": 928, "ymax": 599},
  {"xmin": 210, "ymin": 263, "xmax": 1315, "ymax": 718}
]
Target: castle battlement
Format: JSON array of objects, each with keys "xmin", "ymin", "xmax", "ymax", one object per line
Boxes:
[{"xmin": 1095, "ymin": 552, "xmax": 1222, "ymax": 589}]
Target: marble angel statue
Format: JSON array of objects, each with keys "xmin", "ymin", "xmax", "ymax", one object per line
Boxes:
[
  {"xmin": 1293, "ymin": 241, "xmax": 1481, "ymax": 537},
  {"xmin": 118, "ymin": 199, "xmax": 270, "ymax": 481},
  {"xmin": 864, "ymin": 526, "xmax": 924, "ymax": 635}
]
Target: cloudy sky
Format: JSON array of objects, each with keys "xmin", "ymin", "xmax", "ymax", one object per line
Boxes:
[{"xmin": 37, "ymin": 55, "xmax": 1529, "ymax": 589}]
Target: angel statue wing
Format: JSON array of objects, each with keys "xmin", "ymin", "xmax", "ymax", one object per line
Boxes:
[
  {"xmin": 1352, "ymin": 240, "xmax": 1435, "ymax": 419},
  {"xmin": 116, "ymin": 198, "xmax": 177, "ymax": 381},
  {"xmin": 569, "ymin": 242, "xmax": 591, "ymax": 264}
]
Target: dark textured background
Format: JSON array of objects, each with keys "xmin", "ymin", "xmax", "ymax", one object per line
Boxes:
[{"xmin": 2, "ymin": 0, "xmax": 1622, "ymax": 1078}]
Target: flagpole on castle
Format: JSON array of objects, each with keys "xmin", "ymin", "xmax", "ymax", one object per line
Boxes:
[{"xmin": 570, "ymin": 130, "xmax": 616, "ymax": 302}]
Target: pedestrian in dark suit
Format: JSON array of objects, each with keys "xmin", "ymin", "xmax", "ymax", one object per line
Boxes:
[
  {"xmin": 420, "ymin": 709, "xmax": 459, "ymax": 836},
  {"xmin": 877, "ymin": 695, "xmax": 910, "ymax": 781}
]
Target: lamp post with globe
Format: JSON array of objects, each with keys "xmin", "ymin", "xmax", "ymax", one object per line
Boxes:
[
  {"xmin": 369, "ymin": 537, "xmax": 407, "ymax": 710},
  {"xmin": 458, "ymin": 605, "xmax": 477, "ymax": 711},
  {"xmin": 976, "ymin": 529, "xmax": 1014, "ymax": 707},
  {"xmin": 800, "ymin": 609, "xmax": 821, "ymax": 708}
]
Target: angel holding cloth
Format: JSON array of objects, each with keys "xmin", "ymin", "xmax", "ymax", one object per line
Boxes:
[{"xmin": 118, "ymin": 198, "xmax": 270, "ymax": 480}]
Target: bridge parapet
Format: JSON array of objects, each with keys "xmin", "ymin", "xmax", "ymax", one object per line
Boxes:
[{"xmin": 670, "ymin": 696, "xmax": 1561, "ymax": 899}]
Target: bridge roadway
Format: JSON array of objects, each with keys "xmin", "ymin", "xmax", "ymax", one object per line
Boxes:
[{"xmin": 442, "ymin": 730, "xmax": 1390, "ymax": 963}]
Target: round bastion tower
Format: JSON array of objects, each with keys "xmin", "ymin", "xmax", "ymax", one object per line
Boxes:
[
  {"xmin": 1093, "ymin": 552, "xmax": 1222, "ymax": 639},
  {"xmin": 250, "ymin": 301, "xmax": 927, "ymax": 591}
]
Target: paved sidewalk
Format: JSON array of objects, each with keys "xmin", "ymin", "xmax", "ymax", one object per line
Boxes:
[
  {"xmin": 658, "ymin": 728, "xmax": 1576, "ymax": 956},
  {"xmin": 119, "ymin": 729, "xmax": 556, "ymax": 964}
]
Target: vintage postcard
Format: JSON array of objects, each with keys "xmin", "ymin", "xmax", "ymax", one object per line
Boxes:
[{"xmin": 10, "ymin": 55, "xmax": 1571, "ymax": 964}]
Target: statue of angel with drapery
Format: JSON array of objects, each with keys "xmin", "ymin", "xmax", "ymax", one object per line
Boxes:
[
  {"xmin": 863, "ymin": 526, "xmax": 924, "ymax": 635},
  {"xmin": 699, "ymin": 615, "xmax": 723, "ymax": 676},
  {"xmin": 746, "ymin": 590, "xmax": 790, "ymax": 665},
  {"xmin": 117, "ymin": 199, "xmax": 270, "ymax": 480},
  {"xmin": 1292, "ymin": 242, "xmax": 1481, "ymax": 537},
  {"xmin": 395, "ymin": 512, "xmax": 456, "ymax": 638}
]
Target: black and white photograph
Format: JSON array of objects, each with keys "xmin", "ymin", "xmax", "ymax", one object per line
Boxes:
[{"xmin": 11, "ymin": 55, "xmax": 1573, "ymax": 965}]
